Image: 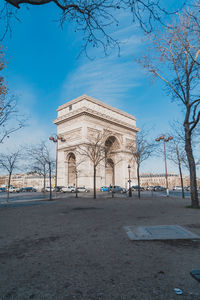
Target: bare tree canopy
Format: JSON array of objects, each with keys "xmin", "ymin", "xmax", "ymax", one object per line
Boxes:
[
  {"xmin": 77, "ymin": 129, "xmax": 111, "ymax": 199},
  {"xmin": 0, "ymin": 149, "xmax": 21, "ymax": 201},
  {"xmin": 0, "ymin": 46, "xmax": 25, "ymax": 143},
  {"xmin": 0, "ymin": 95, "xmax": 25, "ymax": 144},
  {"xmin": 128, "ymin": 128, "xmax": 155, "ymax": 198},
  {"xmin": 0, "ymin": 46, "xmax": 7, "ymax": 97},
  {"xmin": 138, "ymin": 5, "xmax": 200, "ymax": 207},
  {"xmin": 27, "ymin": 141, "xmax": 55, "ymax": 198},
  {"xmin": 2, "ymin": 0, "xmax": 179, "ymax": 54}
]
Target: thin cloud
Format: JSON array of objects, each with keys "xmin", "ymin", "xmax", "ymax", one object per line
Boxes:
[{"xmin": 61, "ymin": 24, "xmax": 144, "ymax": 108}]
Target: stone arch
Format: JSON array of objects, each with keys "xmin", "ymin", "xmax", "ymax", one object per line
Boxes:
[
  {"xmin": 105, "ymin": 158, "xmax": 114, "ymax": 186},
  {"xmin": 105, "ymin": 135, "xmax": 120, "ymax": 152},
  {"xmin": 67, "ymin": 152, "xmax": 76, "ymax": 186},
  {"xmin": 104, "ymin": 136, "xmax": 120, "ymax": 186}
]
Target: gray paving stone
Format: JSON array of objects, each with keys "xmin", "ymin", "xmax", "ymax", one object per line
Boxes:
[{"xmin": 124, "ymin": 225, "xmax": 200, "ymax": 240}]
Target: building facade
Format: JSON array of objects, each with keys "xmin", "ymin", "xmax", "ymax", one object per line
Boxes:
[
  {"xmin": 54, "ymin": 95, "xmax": 139, "ymax": 189},
  {"xmin": 140, "ymin": 173, "xmax": 193, "ymax": 189},
  {"xmin": 0, "ymin": 173, "xmax": 55, "ymax": 190}
]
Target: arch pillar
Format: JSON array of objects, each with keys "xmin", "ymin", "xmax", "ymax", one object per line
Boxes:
[
  {"xmin": 105, "ymin": 158, "xmax": 114, "ymax": 186},
  {"xmin": 67, "ymin": 153, "xmax": 76, "ymax": 186}
]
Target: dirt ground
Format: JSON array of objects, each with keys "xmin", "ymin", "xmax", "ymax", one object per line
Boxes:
[{"xmin": 0, "ymin": 193, "xmax": 200, "ymax": 300}]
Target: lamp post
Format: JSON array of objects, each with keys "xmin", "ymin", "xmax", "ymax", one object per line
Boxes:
[
  {"xmin": 128, "ymin": 164, "xmax": 132, "ymax": 197},
  {"xmin": 155, "ymin": 135, "xmax": 173, "ymax": 197},
  {"xmin": 49, "ymin": 135, "xmax": 66, "ymax": 198}
]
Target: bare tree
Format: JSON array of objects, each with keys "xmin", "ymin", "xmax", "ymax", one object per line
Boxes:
[
  {"xmin": 138, "ymin": 6, "xmax": 200, "ymax": 207},
  {"xmin": 0, "ymin": 150, "xmax": 21, "ymax": 202},
  {"xmin": 0, "ymin": 95, "xmax": 25, "ymax": 144},
  {"xmin": 69, "ymin": 155, "xmax": 84, "ymax": 198},
  {"xmin": 0, "ymin": 46, "xmax": 25, "ymax": 143},
  {"xmin": 167, "ymin": 138, "xmax": 186, "ymax": 198},
  {"xmin": 27, "ymin": 142, "xmax": 48, "ymax": 194},
  {"xmin": 2, "ymin": 0, "xmax": 179, "ymax": 54},
  {"xmin": 27, "ymin": 142, "xmax": 55, "ymax": 199},
  {"xmin": 77, "ymin": 130, "xmax": 110, "ymax": 199},
  {"xmin": 128, "ymin": 129, "xmax": 155, "ymax": 199},
  {"xmin": 167, "ymin": 122, "xmax": 198, "ymax": 198},
  {"xmin": 42, "ymin": 143, "xmax": 55, "ymax": 200},
  {"xmin": 0, "ymin": 45, "xmax": 7, "ymax": 96}
]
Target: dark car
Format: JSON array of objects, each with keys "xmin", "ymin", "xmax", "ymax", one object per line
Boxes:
[
  {"xmin": 19, "ymin": 187, "xmax": 37, "ymax": 192},
  {"xmin": 55, "ymin": 186, "xmax": 64, "ymax": 192},
  {"xmin": 108, "ymin": 186, "xmax": 125, "ymax": 193},
  {"xmin": 153, "ymin": 186, "xmax": 165, "ymax": 191},
  {"xmin": 132, "ymin": 185, "xmax": 145, "ymax": 191}
]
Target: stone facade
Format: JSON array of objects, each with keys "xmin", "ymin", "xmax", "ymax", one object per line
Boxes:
[
  {"xmin": 140, "ymin": 173, "xmax": 192, "ymax": 189},
  {"xmin": 0, "ymin": 173, "xmax": 56, "ymax": 190},
  {"xmin": 54, "ymin": 95, "xmax": 139, "ymax": 189}
]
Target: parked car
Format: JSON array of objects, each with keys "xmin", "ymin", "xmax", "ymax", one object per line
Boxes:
[
  {"xmin": 61, "ymin": 186, "xmax": 76, "ymax": 193},
  {"xmin": 55, "ymin": 186, "xmax": 64, "ymax": 192},
  {"xmin": 153, "ymin": 186, "xmax": 165, "ymax": 191},
  {"xmin": 108, "ymin": 186, "xmax": 126, "ymax": 193},
  {"xmin": 184, "ymin": 186, "xmax": 190, "ymax": 191},
  {"xmin": 19, "ymin": 187, "xmax": 37, "ymax": 192},
  {"xmin": 42, "ymin": 187, "xmax": 54, "ymax": 192},
  {"xmin": 0, "ymin": 187, "xmax": 6, "ymax": 192},
  {"xmin": 146, "ymin": 186, "xmax": 154, "ymax": 191},
  {"xmin": 76, "ymin": 187, "xmax": 90, "ymax": 193},
  {"xmin": 100, "ymin": 186, "xmax": 109, "ymax": 192},
  {"xmin": 173, "ymin": 186, "xmax": 182, "ymax": 190},
  {"xmin": 9, "ymin": 186, "xmax": 18, "ymax": 193},
  {"xmin": 132, "ymin": 185, "xmax": 145, "ymax": 191}
]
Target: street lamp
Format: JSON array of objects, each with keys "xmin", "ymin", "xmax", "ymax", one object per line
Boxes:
[
  {"xmin": 155, "ymin": 135, "xmax": 173, "ymax": 197},
  {"xmin": 128, "ymin": 164, "xmax": 132, "ymax": 197},
  {"xmin": 49, "ymin": 135, "xmax": 66, "ymax": 198}
]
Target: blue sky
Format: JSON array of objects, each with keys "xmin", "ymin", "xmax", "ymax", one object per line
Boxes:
[{"xmin": 0, "ymin": 1, "xmax": 193, "ymax": 176}]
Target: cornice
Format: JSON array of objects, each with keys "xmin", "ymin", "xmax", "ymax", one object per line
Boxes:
[
  {"xmin": 57, "ymin": 94, "xmax": 136, "ymax": 121},
  {"xmin": 54, "ymin": 106, "xmax": 139, "ymax": 132}
]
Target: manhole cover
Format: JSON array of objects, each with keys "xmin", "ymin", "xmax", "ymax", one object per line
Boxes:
[{"xmin": 124, "ymin": 225, "xmax": 200, "ymax": 241}]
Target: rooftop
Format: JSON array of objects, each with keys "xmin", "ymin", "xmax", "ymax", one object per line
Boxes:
[{"xmin": 57, "ymin": 94, "xmax": 136, "ymax": 121}]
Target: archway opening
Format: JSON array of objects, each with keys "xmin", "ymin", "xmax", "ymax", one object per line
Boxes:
[
  {"xmin": 105, "ymin": 136, "xmax": 120, "ymax": 152},
  {"xmin": 105, "ymin": 136, "xmax": 120, "ymax": 186},
  {"xmin": 105, "ymin": 158, "xmax": 114, "ymax": 186},
  {"xmin": 68, "ymin": 153, "xmax": 76, "ymax": 186}
]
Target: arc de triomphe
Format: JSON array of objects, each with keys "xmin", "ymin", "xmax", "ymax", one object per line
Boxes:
[{"xmin": 54, "ymin": 95, "xmax": 139, "ymax": 189}]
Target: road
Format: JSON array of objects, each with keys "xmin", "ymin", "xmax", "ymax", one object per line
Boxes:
[{"xmin": 0, "ymin": 189, "xmax": 197, "ymax": 205}]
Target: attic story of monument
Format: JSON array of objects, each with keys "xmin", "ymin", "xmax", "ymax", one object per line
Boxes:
[{"xmin": 53, "ymin": 95, "xmax": 139, "ymax": 189}]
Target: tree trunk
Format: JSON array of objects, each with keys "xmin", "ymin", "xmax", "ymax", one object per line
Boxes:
[
  {"xmin": 178, "ymin": 161, "xmax": 185, "ymax": 199},
  {"xmin": 49, "ymin": 162, "xmax": 52, "ymax": 201},
  {"xmin": 137, "ymin": 165, "xmax": 141, "ymax": 199},
  {"xmin": 176, "ymin": 146, "xmax": 184, "ymax": 199},
  {"xmin": 93, "ymin": 165, "xmax": 96, "ymax": 199},
  {"xmin": 7, "ymin": 172, "xmax": 11, "ymax": 203},
  {"xmin": 43, "ymin": 169, "xmax": 46, "ymax": 198},
  {"xmin": 185, "ymin": 126, "xmax": 199, "ymax": 207}
]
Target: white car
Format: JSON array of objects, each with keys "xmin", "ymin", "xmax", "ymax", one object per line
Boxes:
[
  {"xmin": 61, "ymin": 186, "xmax": 76, "ymax": 193},
  {"xmin": 173, "ymin": 186, "xmax": 182, "ymax": 190},
  {"xmin": 76, "ymin": 187, "xmax": 90, "ymax": 193},
  {"xmin": 9, "ymin": 187, "xmax": 18, "ymax": 193},
  {"xmin": 45, "ymin": 187, "xmax": 55, "ymax": 192}
]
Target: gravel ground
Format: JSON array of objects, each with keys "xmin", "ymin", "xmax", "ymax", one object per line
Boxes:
[{"xmin": 0, "ymin": 193, "xmax": 200, "ymax": 300}]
